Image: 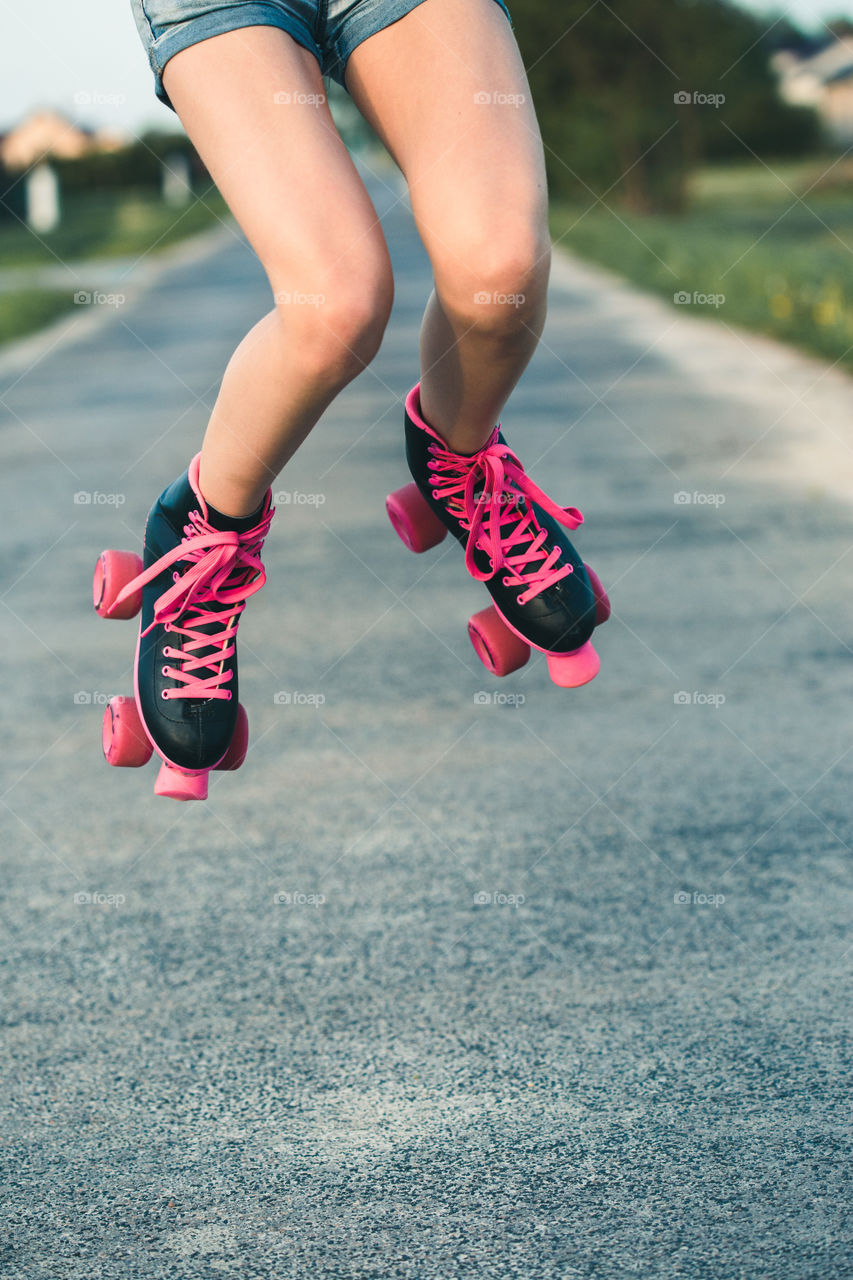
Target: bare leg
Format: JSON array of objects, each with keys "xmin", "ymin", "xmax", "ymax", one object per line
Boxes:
[
  {"xmin": 161, "ymin": 27, "xmax": 394, "ymax": 515},
  {"xmin": 345, "ymin": 0, "xmax": 550, "ymax": 454}
]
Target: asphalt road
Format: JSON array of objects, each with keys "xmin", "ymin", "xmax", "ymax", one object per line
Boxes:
[{"xmin": 0, "ymin": 165, "xmax": 850, "ymax": 1279}]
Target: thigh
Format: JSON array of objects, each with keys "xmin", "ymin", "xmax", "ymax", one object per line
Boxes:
[
  {"xmin": 343, "ymin": 0, "xmax": 549, "ymax": 271},
  {"xmin": 161, "ymin": 25, "xmax": 390, "ymax": 293}
]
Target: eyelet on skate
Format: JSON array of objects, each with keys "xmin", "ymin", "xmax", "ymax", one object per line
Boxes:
[
  {"xmin": 161, "ymin": 666, "xmax": 170, "ymax": 677},
  {"xmin": 160, "ymin": 689, "xmax": 170, "ymax": 700}
]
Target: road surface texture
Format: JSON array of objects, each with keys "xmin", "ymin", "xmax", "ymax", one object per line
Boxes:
[{"xmin": 0, "ymin": 167, "xmax": 850, "ymax": 1279}]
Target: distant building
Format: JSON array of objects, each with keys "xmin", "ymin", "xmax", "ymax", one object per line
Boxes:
[
  {"xmin": 772, "ymin": 33, "xmax": 853, "ymax": 145},
  {"xmin": 0, "ymin": 108, "xmax": 125, "ymax": 170}
]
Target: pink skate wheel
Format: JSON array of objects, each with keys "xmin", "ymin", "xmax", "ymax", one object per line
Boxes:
[
  {"xmin": 214, "ymin": 704, "xmax": 249, "ymax": 771},
  {"xmin": 93, "ymin": 550, "xmax": 143, "ymax": 619},
  {"xmin": 546, "ymin": 640, "xmax": 600, "ymax": 688},
  {"xmin": 468, "ymin": 606, "xmax": 530, "ymax": 677},
  {"xmin": 153, "ymin": 760, "xmax": 209, "ymax": 801},
  {"xmin": 584, "ymin": 563, "xmax": 611, "ymax": 626},
  {"xmin": 102, "ymin": 696, "xmax": 153, "ymax": 767},
  {"xmin": 386, "ymin": 483, "xmax": 448, "ymax": 554}
]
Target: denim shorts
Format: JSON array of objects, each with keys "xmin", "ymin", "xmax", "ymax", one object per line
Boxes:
[{"xmin": 130, "ymin": 0, "xmax": 513, "ymax": 111}]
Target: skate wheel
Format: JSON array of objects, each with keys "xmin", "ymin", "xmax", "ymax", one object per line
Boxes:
[
  {"xmin": 93, "ymin": 549, "xmax": 143, "ymax": 619},
  {"xmin": 546, "ymin": 640, "xmax": 600, "ymax": 688},
  {"xmin": 584, "ymin": 563, "xmax": 611, "ymax": 626},
  {"xmin": 386, "ymin": 482, "xmax": 448, "ymax": 554},
  {"xmin": 468, "ymin": 606, "xmax": 530, "ymax": 677},
  {"xmin": 102, "ymin": 696, "xmax": 153, "ymax": 767},
  {"xmin": 214, "ymin": 704, "xmax": 249, "ymax": 771},
  {"xmin": 153, "ymin": 760, "xmax": 209, "ymax": 801}
]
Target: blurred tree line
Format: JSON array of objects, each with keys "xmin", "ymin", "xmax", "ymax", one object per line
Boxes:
[
  {"xmin": 0, "ymin": 131, "xmax": 202, "ymax": 224},
  {"xmin": 510, "ymin": 0, "xmax": 819, "ymax": 211}
]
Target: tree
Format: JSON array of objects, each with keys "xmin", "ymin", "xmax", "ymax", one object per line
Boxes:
[{"xmin": 509, "ymin": 0, "xmax": 820, "ymax": 212}]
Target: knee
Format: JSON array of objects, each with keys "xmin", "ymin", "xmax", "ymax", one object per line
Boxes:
[
  {"xmin": 436, "ymin": 219, "xmax": 551, "ymax": 335},
  {"xmin": 271, "ymin": 256, "xmax": 394, "ymax": 381}
]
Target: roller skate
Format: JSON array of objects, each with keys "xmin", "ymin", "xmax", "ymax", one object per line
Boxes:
[
  {"xmin": 93, "ymin": 454, "xmax": 274, "ymax": 800},
  {"xmin": 386, "ymin": 383, "xmax": 610, "ymax": 687}
]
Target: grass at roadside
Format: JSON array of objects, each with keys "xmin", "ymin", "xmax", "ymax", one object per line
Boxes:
[
  {"xmin": 550, "ymin": 157, "xmax": 853, "ymax": 372},
  {"xmin": 0, "ymin": 186, "xmax": 232, "ymax": 346},
  {"xmin": 0, "ymin": 186, "xmax": 230, "ymax": 269},
  {"xmin": 0, "ymin": 290, "xmax": 77, "ymax": 348}
]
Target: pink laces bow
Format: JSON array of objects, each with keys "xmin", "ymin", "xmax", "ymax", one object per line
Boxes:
[
  {"xmin": 109, "ymin": 506, "xmax": 273, "ymax": 699},
  {"xmin": 427, "ymin": 434, "xmax": 583, "ymax": 605}
]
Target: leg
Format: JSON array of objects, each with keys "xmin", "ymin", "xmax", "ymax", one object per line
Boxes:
[
  {"xmin": 345, "ymin": 0, "xmax": 550, "ymax": 454},
  {"xmin": 161, "ymin": 26, "xmax": 395, "ymax": 515}
]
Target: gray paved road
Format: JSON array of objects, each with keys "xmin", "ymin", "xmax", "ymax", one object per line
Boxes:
[{"xmin": 0, "ymin": 169, "xmax": 850, "ymax": 1279}]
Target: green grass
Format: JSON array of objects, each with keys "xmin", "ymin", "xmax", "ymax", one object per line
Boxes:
[
  {"xmin": 0, "ymin": 185, "xmax": 232, "ymax": 347},
  {"xmin": 550, "ymin": 157, "xmax": 853, "ymax": 372},
  {"xmin": 0, "ymin": 185, "xmax": 230, "ymax": 269},
  {"xmin": 0, "ymin": 290, "xmax": 77, "ymax": 347}
]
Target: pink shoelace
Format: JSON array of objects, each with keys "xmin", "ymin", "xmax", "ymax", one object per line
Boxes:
[
  {"xmin": 109, "ymin": 506, "xmax": 273, "ymax": 700},
  {"xmin": 427, "ymin": 432, "xmax": 584, "ymax": 606}
]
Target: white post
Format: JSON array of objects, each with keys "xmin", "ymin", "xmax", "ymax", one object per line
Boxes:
[
  {"xmin": 25, "ymin": 162, "xmax": 61, "ymax": 233},
  {"xmin": 162, "ymin": 152, "xmax": 192, "ymax": 207}
]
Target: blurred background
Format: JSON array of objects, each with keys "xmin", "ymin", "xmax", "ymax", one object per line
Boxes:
[{"xmin": 2, "ymin": 0, "xmax": 853, "ymax": 365}]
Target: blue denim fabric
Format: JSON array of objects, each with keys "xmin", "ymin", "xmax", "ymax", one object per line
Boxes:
[{"xmin": 130, "ymin": 0, "xmax": 512, "ymax": 110}]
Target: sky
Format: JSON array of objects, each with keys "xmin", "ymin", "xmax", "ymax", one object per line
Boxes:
[{"xmin": 1, "ymin": 0, "xmax": 852, "ymax": 136}]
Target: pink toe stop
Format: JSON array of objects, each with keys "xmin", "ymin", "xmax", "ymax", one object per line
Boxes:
[
  {"xmin": 154, "ymin": 761, "xmax": 209, "ymax": 801},
  {"xmin": 546, "ymin": 640, "xmax": 601, "ymax": 688}
]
